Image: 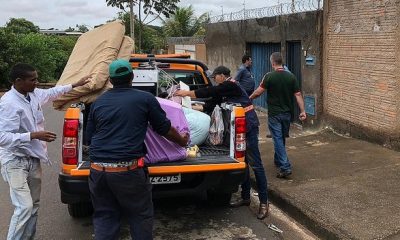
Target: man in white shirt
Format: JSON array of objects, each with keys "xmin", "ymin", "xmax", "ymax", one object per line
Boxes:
[{"xmin": 0, "ymin": 63, "xmax": 89, "ymax": 240}]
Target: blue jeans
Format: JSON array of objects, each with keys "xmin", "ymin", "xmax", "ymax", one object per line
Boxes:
[
  {"xmin": 240, "ymin": 127, "xmax": 268, "ymax": 204},
  {"xmin": 268, "ymin": 112, "xmax": 292, "ymax": 173},
  {"xmin": 1, "ymin": 157, "xmax": 42, "ymax": 240}
]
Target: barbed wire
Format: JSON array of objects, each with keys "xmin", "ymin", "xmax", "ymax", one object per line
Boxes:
[{"xmin": 209, "ymin": 0, "xmax": 323, "ymax": 23}]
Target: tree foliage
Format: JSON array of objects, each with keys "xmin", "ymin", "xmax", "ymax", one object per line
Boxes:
[
  {"xmin": 117, "ymin": 12, "xmax": 165, "ymax": 53},
  {"xmin": 106, "ymin": 0, "xmax": 179, "ymax": 19},
  {"xmin": 76, "ymin": 24, "xmax": 89, "ymax": 33},
  {"xmin": 0, "ymin": 18, "xmax": 78, "ymax": 88},
  {"xmin": 163, "ymin": 6, "xmax": 208, "ymax": 37},
  {"xmin": 5, "ymin": 18, "xmax": 40, "ymax": 34}
]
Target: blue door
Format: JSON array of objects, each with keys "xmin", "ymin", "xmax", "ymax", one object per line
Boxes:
[
  {"xmin": 250, "ymin": 43, "xmax": 281, "ymax": 109},
  {"xmin": 286, "ymin": 41, "xmax": 302, "ymax": 123}
]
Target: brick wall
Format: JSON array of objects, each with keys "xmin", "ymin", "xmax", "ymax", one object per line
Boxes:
[{"xmin": 323, "ymin": 0, "xmax": 400, "ymax": 134}]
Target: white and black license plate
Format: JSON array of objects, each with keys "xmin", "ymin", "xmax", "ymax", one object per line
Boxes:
[{"xmin": 150, "ymin": 174, "xmax": 181, "ymax": 185}]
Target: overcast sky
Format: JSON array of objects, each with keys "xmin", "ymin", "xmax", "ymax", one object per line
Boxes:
[{"xmin": 0, "ymin": 0, "xmax": 292, "ymax": 30}]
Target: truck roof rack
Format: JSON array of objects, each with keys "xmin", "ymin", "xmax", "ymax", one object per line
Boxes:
[{"xmin": 129, "ymin": 57, "xmax": 209, "ymax": 72}]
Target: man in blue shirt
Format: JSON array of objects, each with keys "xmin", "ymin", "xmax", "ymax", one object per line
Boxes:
[
  {"xmin": 86, "ymin": 59, "xmax": 188, "ymax": 240},
  {"xmin": 235, "ymin": 55, "xmax": 255, "ymax": 96}
]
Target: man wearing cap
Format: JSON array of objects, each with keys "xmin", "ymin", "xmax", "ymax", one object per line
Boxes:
[
  {"xmin": 250, "ymin": 52, "xmax": 306, "ymax": 179},
  {"xmin": 0, "ymin": 63, "xmax": 90, "ymax": 240},
  {"xmin": 86, "ymin": 59, "xmax": 188, "ymax": 240},
  {"xmin": 175, "ymin": 65, "xmax": 269, "ymax": 220}
]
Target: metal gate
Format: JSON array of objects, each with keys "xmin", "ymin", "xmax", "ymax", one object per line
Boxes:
[
  {"xmin": 286, "ymin": 41, "xmax": 302, "ymax": 123},
  {"xmin": 250, "ymin": 43, "xmax": 281, "ymax": 109}
]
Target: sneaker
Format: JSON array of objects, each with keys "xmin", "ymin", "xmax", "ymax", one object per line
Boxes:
[
  {"xmin": 276, "ymin": 170, "xmax": 292, "ymax": 178},
  {"xmin": 229, "ymin": 198, "xmax": 251, "ymax": 208}
]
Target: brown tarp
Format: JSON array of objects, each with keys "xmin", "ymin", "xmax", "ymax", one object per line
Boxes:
[{"xmin": 53, "ymin": 21, "xmax": 134, "ymax": 110}]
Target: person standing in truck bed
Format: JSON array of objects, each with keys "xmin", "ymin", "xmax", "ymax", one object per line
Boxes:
[
  {"xmin": 175, "ymin": 65, "xmax": 269, "ymax": 220},
  {"xmin": 86, "ymin": 59, "xmax": 188, "ymax": 240},
  {"xmin": 0, "ymin": 63, "xmax": 89, "ymax": 240}
]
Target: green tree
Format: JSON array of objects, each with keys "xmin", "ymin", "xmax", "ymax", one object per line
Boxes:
[
  {"xmin": 116, "ymin": 12, "xmax": 165, "ymax": 53},
  {"xmin": 65, "ymin": 26, "xmax": 75, "ymax": 32},
  {"xmin": 76, "ymin": 24, "xmax": 89, "ymax": 33},
  {"xmin": 106, "ymin": 0, "xmax": 179, "ymax": 52},
  {"xmin": 0, "ymin": 19, "xmax": 78, "ymax": 87},
  {"xmin": 0, "ymin": 28, "xmax": 20, "ymax": 88},
  {"xmin": 5, "ymin": 18, "xmax": 40, "ymax": 34},
  {"xmin": 163, "ymin": 5, "xmax": 209, "ymax": 37}
]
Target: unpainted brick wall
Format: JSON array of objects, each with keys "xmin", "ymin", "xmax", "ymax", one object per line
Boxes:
[{"xmin": 323, "ymin": 0, "xmax": 400, "ymax": 132}]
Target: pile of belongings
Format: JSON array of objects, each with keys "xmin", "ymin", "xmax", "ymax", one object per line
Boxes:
[
  {"xmin": 144, "ymin": 98, "xmax": 190, "ymax": 164},
  {"xmin": 182, "ymin": 107, "xmax": 210, "ymax": 146},
  {"xmin": 53, "ymin": 21, "xmax": 134, "ymax": 110}
]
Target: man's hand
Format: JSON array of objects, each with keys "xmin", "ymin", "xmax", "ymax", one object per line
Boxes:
[
  {"xmin": 179, "ymin": 132, "xmax": 190, "ymax": 147},
  {"xmin": 31, "ymin": 131, "xmax": 57, "ymax": 142},
  {"xmin": 299, "ymin": 112, "xmax": 307, "ymax": 121},
  {"xmin": 192, "ymin": 104, "xmax": 204, "ymax": 111},
  {"xmin": 72, "ymin": 75, "xmax": 92, "ymax": 88},
  {"xmin": 174, "ymin": 90, "xmax": 189, "ymax": 97}
]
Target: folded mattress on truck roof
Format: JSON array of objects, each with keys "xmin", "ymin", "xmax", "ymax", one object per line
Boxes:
[{"xmin": 53, "ymin": 21, "xmax": 133, "ymax": 110}]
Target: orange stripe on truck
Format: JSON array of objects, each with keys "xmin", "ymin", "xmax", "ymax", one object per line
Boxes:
[
  {"xmin": 66, "ymin": 161, "xmax": 246, "ymax": 176},
  {"xmin": 64, "ymin": 108, "xmax": 80, "ymax": 119}
]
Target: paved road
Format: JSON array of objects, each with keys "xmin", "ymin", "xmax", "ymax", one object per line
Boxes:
[{"xmin": 0, "ymin": 104, "xmax": 290, "ymax": 240}]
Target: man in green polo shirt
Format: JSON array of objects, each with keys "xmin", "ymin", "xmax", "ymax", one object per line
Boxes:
[{"xmin": 250, "ymin": 52, "xmax": 306, "ymax": 178}]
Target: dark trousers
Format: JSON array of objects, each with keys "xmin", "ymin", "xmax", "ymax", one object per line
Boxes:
[
  {"xmin": 89, "ymin": 168, "xmax": 153, "ymax": 240},
  {"xmin": 240, "ymin": 127, "xmax": 268, "ymax": 203}
]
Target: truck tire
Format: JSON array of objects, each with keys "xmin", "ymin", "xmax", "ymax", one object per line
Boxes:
[
  {"xmin": 207, "ymin": 191, "xmax": 232, "ymax": 206},
  {"xmin": 68, "ymin": 202, "xmax": 93, "ymax": 218}
]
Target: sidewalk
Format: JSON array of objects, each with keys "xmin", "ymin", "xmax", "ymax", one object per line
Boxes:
[{"xmin": 257, "ymin": 114, "xmax": 400, "ymax": 239}]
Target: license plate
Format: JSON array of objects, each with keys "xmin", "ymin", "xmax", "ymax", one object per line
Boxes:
[{"xmin": 150, "ymin": 174, "xmax": 181, "ymax": 185}]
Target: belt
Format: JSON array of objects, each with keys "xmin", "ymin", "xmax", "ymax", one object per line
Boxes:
[
  {"xmin": 90, "ymin": 158, "xmax": 144, "ymax": 173},
  {"xmin": 244, "ymin": 104, "xmax": 254, "ymax": 113}
]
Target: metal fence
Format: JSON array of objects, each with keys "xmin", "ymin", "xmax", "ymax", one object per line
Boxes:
[{"xmin": 209, "ymin": 0, "xmax": 323, "ymax": 23}]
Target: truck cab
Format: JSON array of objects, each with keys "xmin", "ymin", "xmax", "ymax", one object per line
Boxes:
[{"xmin": 58, "ymin": 57, "xmax": 247, "ymax": 217}]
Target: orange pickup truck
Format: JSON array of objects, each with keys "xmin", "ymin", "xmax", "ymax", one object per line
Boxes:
[{"xmin": 58, "ymin": 57, "xmax": 247, "ymax": 218}]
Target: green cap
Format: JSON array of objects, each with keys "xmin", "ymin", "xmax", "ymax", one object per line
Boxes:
[{"xmin": 109, "ymin": 59, "xmax": 132, "ymax": 78}]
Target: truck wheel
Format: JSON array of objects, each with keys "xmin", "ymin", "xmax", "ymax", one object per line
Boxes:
[
  {"xmin": 207, "ymin": 191, "xmax": 232, "ymax": 206},
  {"xmin": 68, "ymin": 202, "xmax": 93, "ymax": 218}
]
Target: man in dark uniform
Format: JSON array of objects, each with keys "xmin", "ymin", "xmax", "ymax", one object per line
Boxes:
[
  {"xmin": 175, "ymin": 66, "xmax": 269, "ymax": 220},
  {"xmin": 86, "ymin": 59, "xmax": 189, "ymax": 240}
]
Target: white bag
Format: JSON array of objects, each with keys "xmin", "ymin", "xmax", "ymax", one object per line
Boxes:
[{"xmin": 208, "ymin": 105, "xmax": 224, "ymax": 145}]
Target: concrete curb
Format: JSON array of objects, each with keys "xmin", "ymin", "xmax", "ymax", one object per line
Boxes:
[{"xmin": 250, "ymin": 177, "xmax": 339, "ymax": 239}]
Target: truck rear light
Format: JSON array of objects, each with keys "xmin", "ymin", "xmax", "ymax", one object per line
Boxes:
[
  {"xmin": 62, "ymin": 119, "xmax": 79, "ymax": 165},
  {"xmin": 235, "ymin": 117, "xmax": 246, "ymax": 159}
]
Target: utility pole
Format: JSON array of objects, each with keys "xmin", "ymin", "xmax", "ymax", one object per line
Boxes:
[
  {"xmin": 129, "ymin": 0, "xmax": 135, "ymax": 53},
  {"xmin": 243, "ymin": 0, "xmax": 246, "ymax": 20}
]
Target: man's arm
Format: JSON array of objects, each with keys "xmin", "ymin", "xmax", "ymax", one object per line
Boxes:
[
  {"xmin": 164, "ymin": 127, "xmax": 189, "ymax": 147},
  {"xmin": 36, "ymin": 75, "xmax": 91, "ymax": 105},
  {"xmin": 294, "ymin": 92, "xmax": 307, "ymax": 121},
  {"xmin": 0, "ymin": 103, "xmax": 56, "ymax": 148},
  {"xmin": 174, "ymin": 90, "xmax": 197, "ymax": 98},
  {"xmin": 249, "ymin": 86, "xmax": 265, "ymax": 100}
]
